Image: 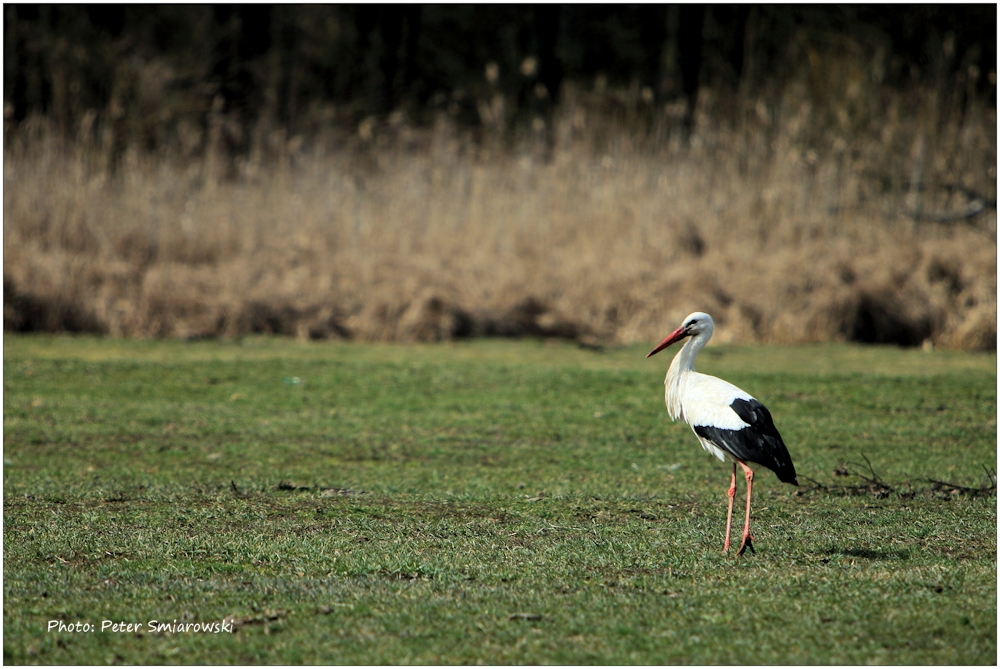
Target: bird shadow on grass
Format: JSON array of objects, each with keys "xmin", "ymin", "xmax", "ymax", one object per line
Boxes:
[{"xmin": 820, "ymin": 547, "xmax": 912, "ymax": 561}]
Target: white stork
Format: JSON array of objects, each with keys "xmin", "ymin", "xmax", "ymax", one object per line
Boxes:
[{"xmin": 647, "ymin": 312, "xmax": 797, "ymax": 555}]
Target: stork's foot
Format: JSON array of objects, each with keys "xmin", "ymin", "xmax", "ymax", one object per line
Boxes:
[{"xmin": 736, "ymin": 534, "xmax": 755, "ymax": 556}]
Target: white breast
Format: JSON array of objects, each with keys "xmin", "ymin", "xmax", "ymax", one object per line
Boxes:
[{"xmin": 666, "ymin": 371, "xmax": 753, "ymax": 430}]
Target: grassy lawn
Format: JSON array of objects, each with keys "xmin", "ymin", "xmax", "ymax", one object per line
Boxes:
[{"xmin": 3, "ymin": 335, "xmax": 996, "ymax": 664}]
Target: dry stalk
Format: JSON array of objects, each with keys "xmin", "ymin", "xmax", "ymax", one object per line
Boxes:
[{"xmin": 4, "ymin": 92, "xmax": 996, "ymax": 348}]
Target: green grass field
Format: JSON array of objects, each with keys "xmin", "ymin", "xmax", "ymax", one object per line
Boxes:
[{"xmin": 3, "ymin": 335, "xmax": 996, "ymax": 664}]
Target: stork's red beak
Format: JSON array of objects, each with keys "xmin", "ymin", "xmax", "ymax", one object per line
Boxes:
[{"xmin": 646, "ymin": 326, "xmax": 689, "ymax": 358}]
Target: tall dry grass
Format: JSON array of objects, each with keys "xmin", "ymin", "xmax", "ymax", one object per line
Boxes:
[{"xmin": 4, "ymin": 71, "xmax": 997, "ymax": 350}]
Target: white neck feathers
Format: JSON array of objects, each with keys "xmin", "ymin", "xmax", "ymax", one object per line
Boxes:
[{"xmin": 664, "ymin": 326, "xmax": 712, "ymax": 422}]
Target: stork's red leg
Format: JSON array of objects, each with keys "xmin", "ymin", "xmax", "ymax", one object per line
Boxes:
[
  {"xmin": 723, "ymin": 462, "xmax": 737, "ymax": 553},
  {"xmin": 737, "ymin": 461, "xmax": 756, "ymax": 556}
]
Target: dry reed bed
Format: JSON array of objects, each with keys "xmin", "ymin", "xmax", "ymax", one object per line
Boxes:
[{"xmin": 4, "ymin": 103, "xmax": 996, "ymax": 350}]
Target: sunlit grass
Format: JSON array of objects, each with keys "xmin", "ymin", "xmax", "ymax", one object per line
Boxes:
[{"xmin": 3, "ymin": 336, "xmax": 995, "ymax": 664}]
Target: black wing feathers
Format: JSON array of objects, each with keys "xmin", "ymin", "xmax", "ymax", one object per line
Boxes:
[{"xmin": 694, "ymin": 398, "xmax": 798, "ymax": 485}]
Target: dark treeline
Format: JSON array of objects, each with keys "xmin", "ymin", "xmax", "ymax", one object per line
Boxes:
[{"xmin": 4, "ymin": 4, "xmax": 996, "ymax": 155}]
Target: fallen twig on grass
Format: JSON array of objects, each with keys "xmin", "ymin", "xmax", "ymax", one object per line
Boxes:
[
  {"xmin": 798, "ymin": 458, "xmax": 996, "ymax": 500},
  {"xmin": 838, "ymin": 454, "xmax": 894, "ymax": 498},
  {"xmin": 982, "ymin": 464, "xmax": 996, "ymax": 488},
  {"xmin": 848, "ymin": 454, "xmax": 894, "ymax": 491},
  {"xmin": 916, "ymin": 476, "xmax": 997, "ymax": 498},
  {"xmin": 799, "ymin": 475, "xmax": 828, "ymax": 492}
]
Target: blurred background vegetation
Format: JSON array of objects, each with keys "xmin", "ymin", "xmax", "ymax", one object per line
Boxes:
[
  {"xmin": 3, "ymin": 5, "xmax": 997, "ymax": 349},
  {"xmin": 5, "ymin": 5, "xmax": 996, "ymax": 151},
  {"xmin": 5, "ymin": 5, "xmax": 997, "ymax": 157}
]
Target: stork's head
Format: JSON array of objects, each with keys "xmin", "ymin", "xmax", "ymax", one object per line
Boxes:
[{"xmin": 646, "ymin": 312, "xmax": 714, "ymax": 358}]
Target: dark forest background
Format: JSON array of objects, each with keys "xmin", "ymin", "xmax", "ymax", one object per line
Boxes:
[{"xmin": 5, "ymin": 5, "xmax": 996, "ymax": 154}]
